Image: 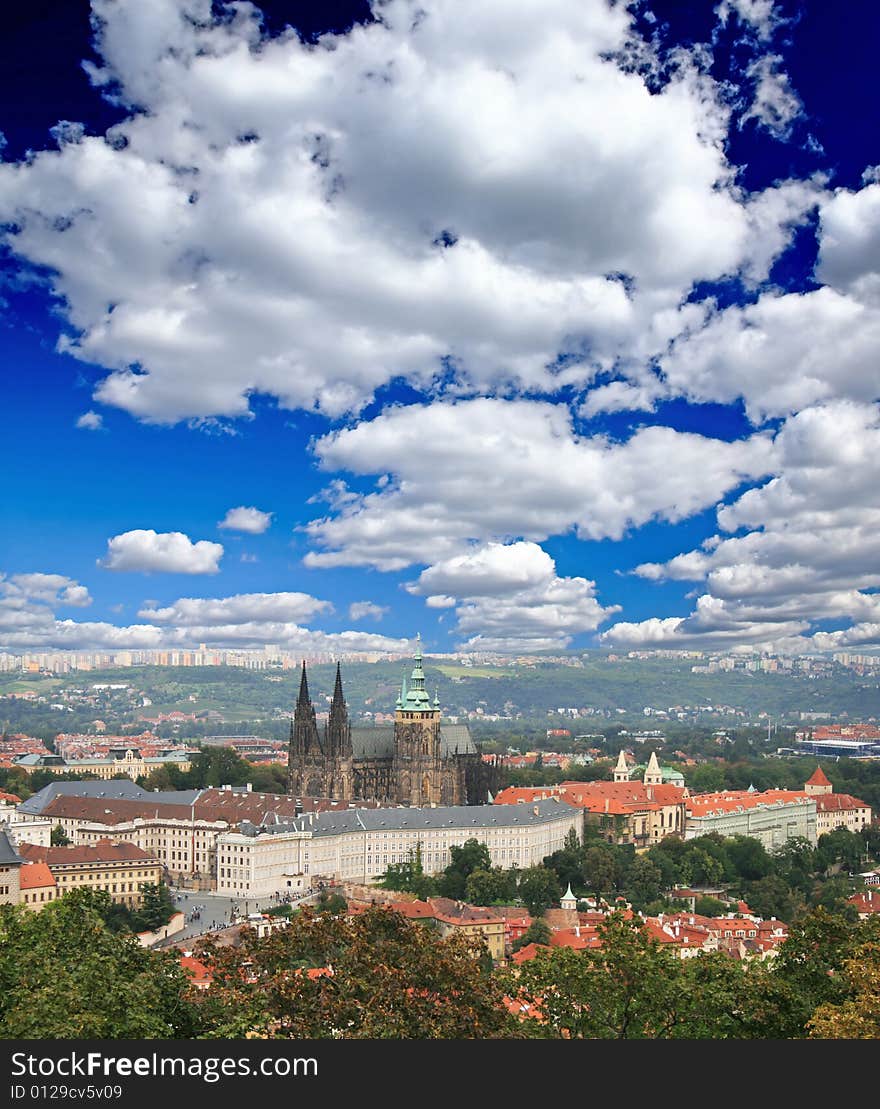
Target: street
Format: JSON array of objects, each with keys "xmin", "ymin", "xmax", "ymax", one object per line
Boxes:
[{"xmin": 157, "ymin": 887, "xmax": 319, "ymax": 946}]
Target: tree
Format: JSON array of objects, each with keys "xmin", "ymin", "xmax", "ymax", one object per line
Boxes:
[
  {"xmin": 316, "ymin": 890, "xmax": 348, "ymax": 915},
  {"xmin": 686, "ymin": 763, "xmax": 725, "ymax": 792},
  {"xmin": 132, "ymin": 882, "xmax": 176, "ymax": 932},
  {"xmin": 0, "ymin": 890, "xmax": 203, "ymax": 1037},
  {"xmin": 693, "ymin": 895, "xmax": 728, "ymax": 917},
  {"xmin": 815, "ymin": 828, "xmax": 864, "ymax": 875},
  {"xmin": 624, "ymin": 856, "xmax": 663, "ymax": 910},
  {"xmin": 50, "ymin": 824, "xmax": 71, "ymax": 846},
  {"xmin": 582, "ymin": 846, "xmax": 617, "ymax": 903},
  {"xmin": 808, "ymin": 933, "xmax": 880, "ymax": 1038},
  {"xmin": 194, "ymin": 905, "xmax": 522, "ymax": 1038},
  {"xmin": 725, "ymin": 835, "xmax": 773, "ymax": 882},
  {"xmin": 764, "ymin": 907, "xmax": 878, "ymax": 1038},
  {"xmin": 465, "ymin": 866, "xmax": 517, "ymax": 906},
  {"xmin": 543, "ymin": 827, "xmax": 584, "ymax": 889},
  {"xmin": 509, "ymin": 912, "xmax": 685, "ymax": 1039},
  {"xmin": 377, "ymin": 843, "xmax": 437, "ymax": 899},
  {"xmin": 517, "ymin": 866, "xmax": 562, "ymax": 917},
  {"xmin": 436, "ymin": 838, "xmax": 492, "ymax": 900},
  {"xmin": 743, "ymin": 874, "xmax": 803, "ymax": 923},
  {"xmin": 772, "ymin": 837, "xmax": 816, "ymax": 896},
  {"xmin": 679, "ymin": 848, "xmax": 724, "ymax": 888}
]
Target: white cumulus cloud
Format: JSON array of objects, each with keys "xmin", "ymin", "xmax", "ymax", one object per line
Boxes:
[
  {"xmin": 218, "ymin": 505, "xmax": 274, "ymax": 533},
  {"xmin": 100, "ymin": 530, "xmax": 224, "ymax": 573},
  {"xmin": 348, "ymin": 601, "xmax": 387, "ymax": 621}
]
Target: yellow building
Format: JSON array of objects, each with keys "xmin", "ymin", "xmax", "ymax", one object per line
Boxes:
[
  {"xmin": 428, "ymin": 897, "xmax": 506, "ymax": 961},
  {"xmin": 19, "ymin": 841, "xmax": 163, "ymax": 907}
]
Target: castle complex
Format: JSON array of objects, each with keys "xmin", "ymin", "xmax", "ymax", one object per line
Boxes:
[{"xmin": 286, "ymin": 638, "xmax": 498, "ymax": 806}]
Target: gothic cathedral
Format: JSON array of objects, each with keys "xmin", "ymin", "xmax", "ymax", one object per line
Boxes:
[{"xmin": 287, "ymin": 638, "xmax": 498, "ymax": 806}]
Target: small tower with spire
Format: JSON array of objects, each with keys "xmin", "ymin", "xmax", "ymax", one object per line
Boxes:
[
  {"xmin": 613, "ymin": 749, "xmax": 630, "ymax": 783},
  {"xmin": 643, "ymin": 751, "xmax": 663, "ymax": 787}
]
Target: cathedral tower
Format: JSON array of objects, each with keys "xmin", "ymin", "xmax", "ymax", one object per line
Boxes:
[
  {"xmin": 287, "ymin": 661, "xmax": 326, "ymax": 797},
  {"xmin": 325, "ymin": 661, "xmax": 354, "ymax": 800},
  {"xmin": 392, "ymin": 635, "xmax": 443, "ymax": 805}
]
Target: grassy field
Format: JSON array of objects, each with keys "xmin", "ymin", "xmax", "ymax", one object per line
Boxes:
[
  {"xmin": 0, "ymin": 677, "xmax": 65, "ymax": 694},
  {"xmin": 432, "ymin": 664, "xmax": 515, "ymax": 679}
]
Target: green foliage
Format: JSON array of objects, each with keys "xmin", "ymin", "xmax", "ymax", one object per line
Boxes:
[
  {"xmin": 509, "ymin": 912, "xmax": 685, "ymax": 1038},
  {"xmin": 50, "ymin": 823, "xmax": 71, "ymax": 846},
  {"xmin": 131, "ymin": 882, "xmax": 176, "ymax": 933},
  {"xmin": 465, "ymin": 866, "xmax": 518, "ymax": 906},
  {"xmin": 194, "ymin": 904, "xmax": 522, "ymax": 1038},
  {"xmin": 0, "ymin": 890, "xmax": 202, "ymax": 1037},
  {"xmin": 436, "ymin": 838, "xmax": 492, "ymax": 900},
  {"xmin": 693, "ymin": 895, "xmax": 729, "ymax": 917},
  {"xmin": 315, "ymin": 890, "xmax": 348, "ymax": 915},
  {"xmin": 376, "ymin": 843, "xmax": 438, "ymax": 899},
  {"xmin": 516, "ymin": 866, "xmax": 562, "ymax": 917}
]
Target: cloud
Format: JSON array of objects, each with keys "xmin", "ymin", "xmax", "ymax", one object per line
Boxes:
[
  {"xmin": 75, "ymin": 410, "xmax": 104, "ymax": 430},
  {"xmin": 138, "ymin": 591, "xmax": 331, "ymax": 625},
  {"xmin": 407, "ymin": 541, "xmax": 619, "ymax": 652},
  {"xmin": 2, "ymin": 573, "xmax": 92, "ymax": 607},
  {"xmin": 0, "ymin": 578, "xmax": 408, "ymax": 654},
  {"xmin": 817, "ymin": 179, "xmax": 880, "ymax": 304},
  {"xmin": 99, "ymin": 529, "xmax": 224, "ymax": 573},
  {"xmin": 605, "ymin": 401, "xmax": 880, "ymax": 651},
  {"xmin": 304, "ymin": 399, "xmax": 775, "ymax": 570},
  {"xmin": 715, "ymin": 0, "xmax": 785, "ymax": 42},
  {"xmin": 659, "ymin": 287, "xmax": 880, "ymax": 423},
  {"xmin": 738, "ymin": 54, "xmax": 803, "ymax": 139},
  {"xmin": 0, "ymin": 0, "xmax": 816, "ymax": 424},
  {"xmin": 218, "ymin": 505, "xmax": 273, "ymax": 533},
  {"xmin": 348, "ymin": 601, "xmax": 387, "ymax": 621}
]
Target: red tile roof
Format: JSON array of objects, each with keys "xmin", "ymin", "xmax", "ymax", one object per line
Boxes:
[
  {"xmin": 815, "ymin": 793, "xmax": 870, "ymax": 812},
  {"xmin": 687, "ymin": 789, "xmax": 811, "ymax": 816},
  {"xmin": 806, "ymin": 766, "xmax": 832, "ymax": 787},
  {"xmin": 19, "ymin": 840, "xmax": 156, "ymax": 866},
  {"xmin": 18, "ymin": 861, "xmax": 56, "ymax": 890}
]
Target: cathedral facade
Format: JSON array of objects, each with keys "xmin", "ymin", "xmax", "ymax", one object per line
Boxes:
[{"xmin": 287, "ymin": 640, "xmax": 498, "ymax": 806}]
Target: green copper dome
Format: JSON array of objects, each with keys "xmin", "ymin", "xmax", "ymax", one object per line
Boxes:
[{"xmin": 399, "ymin": 634, "xmax": 434, "ymax": 712}]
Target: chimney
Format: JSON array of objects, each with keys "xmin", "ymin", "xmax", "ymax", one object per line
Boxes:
[{"xmin": 575, "ymin": 925, "xmax": 580, "ymax": 937}]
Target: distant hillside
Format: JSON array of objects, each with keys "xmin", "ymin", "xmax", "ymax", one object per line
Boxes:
[{"xmin": 2, "ymin": 655, "xmax": 879, "ymax": 742}]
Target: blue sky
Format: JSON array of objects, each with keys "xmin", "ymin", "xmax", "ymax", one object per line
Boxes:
[{"xmin": 2, "ymin": 0, "xmax": 880, "ymax": 658}]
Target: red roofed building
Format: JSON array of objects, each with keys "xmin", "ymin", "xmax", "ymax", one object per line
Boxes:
[
  {"xmin": 494, "ymin": 779, "xmax": 687, "ymax": 849},
  {"xmin": 18, "ymin": 861, "xmax": 56, "ymax": 911},
  {"xmin": 179, "ymin": 954, "xmax": 213, "ymax": 990},
  {"xmin": 848, "ymin": 889, "xmax": 880, "ymax": 919},
  {"xmin": 805, "ymin": 766, "xmax": 833, "ymax": 795},
  {"xmin": 800, "ymin": 767, "xmax": 873, "ymax": 836},
  {"xmin": 19, "ymin": 840, "xmax": 162, "ymax": 907},
  {"xmin": 686, "ymin": 789, "xmax": 818, "ymax": 849}
]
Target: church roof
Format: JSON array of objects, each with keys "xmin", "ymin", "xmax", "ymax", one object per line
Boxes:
[
  {"xmin": 807, "ymin": 766, "xmax": 832, "ymax": 786},
  {"xmin": 350, "ymin": 724, "xmax": 477, "ymax": 759}
]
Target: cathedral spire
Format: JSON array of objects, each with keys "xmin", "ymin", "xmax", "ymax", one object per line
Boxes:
[
  {"xmin": 297, "ymin": 659, "xmax": 311, "ymax": 707},
  {"xmin": 332, "ymin": 660, "xmax": 344, "ymax": 706},
  {"xmin": 400, "ymin": 634, "xmax": 431, "ymax": 711}
]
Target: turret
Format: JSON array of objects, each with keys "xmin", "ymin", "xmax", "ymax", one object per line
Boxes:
[
  {"xmin": 613, "ymin": 749, "xmax": 630, "ymax": 782},
  {"xmin": 643, "ymin": 751, "xmax": 662, "ymax": 786}
]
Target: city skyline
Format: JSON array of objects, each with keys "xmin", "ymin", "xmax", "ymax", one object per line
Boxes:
[{"xmin": 3, "ymin": 1, "xmax": 880, "ymax": 659}]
